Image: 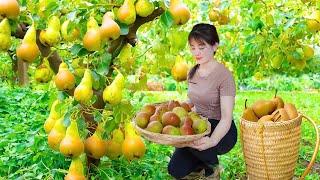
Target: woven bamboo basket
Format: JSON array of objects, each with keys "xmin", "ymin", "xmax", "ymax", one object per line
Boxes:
[
  {"xmin": 240, "ymin": 114, "xmax": 320, "ymax": 180},
  {"xmin": 133, "ymin": 119, "xmax": 211, "ymax": 145}
]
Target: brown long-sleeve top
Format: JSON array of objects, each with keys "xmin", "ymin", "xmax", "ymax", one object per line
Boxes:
[{"xmin": 187, "ymin": 62, "xmax": 236, "ymax": 120}]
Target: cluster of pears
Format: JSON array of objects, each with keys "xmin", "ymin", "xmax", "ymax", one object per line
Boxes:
[
  {"xmin": 242, "ymin": 91, "xmax": 299, "ymax": 123},
  {"xmin": 135, "ymin": 100, "xmax": 208, "ymax": 136},
  {"xmin": 40, "ymin": 16, "xmax": 61, "ymax": 47},
  {"xmin": 0, "ymin": 18, "xmax": 11, "ymax": 51},
  {"xmin": 117, "ymin": 0, "xmax": 155, "ymax": 25},
  {"xmin": 171, "ymin": 55, "xmax": 189, "ymax": 82},
  {"xmin": 0, "ymin": 0, "xmax": 20, "ymax": 19},
  {"xmin": 34, "ymin": 57, "xmax": 54, "ymax": 83},
  {"xmin": 208, "ymin": 8, "xmax": 229, "ymax": 25},
  {"xmin": 103, "ymin": 71, "xmax": 125, "ymax": 105}
]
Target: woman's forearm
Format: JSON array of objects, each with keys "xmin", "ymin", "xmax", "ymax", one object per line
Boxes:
[{"xmin": 209, "ymin": 118, "xmax": 232, "ymax": 144}]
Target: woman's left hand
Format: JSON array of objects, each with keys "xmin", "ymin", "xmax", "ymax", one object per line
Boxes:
[{"xmin": 189, "ymin": 136, "xmax": 219, "ymax": 151}]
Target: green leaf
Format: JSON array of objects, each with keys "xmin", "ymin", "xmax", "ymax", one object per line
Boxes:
[
  {"xmin": 118, "ymin": 22, "xmax": 129, "ymax": 35},
  {"xmin": 93, "ymin": 110, "xmax": 103, "ymax": 123},
  {"xmin": 160, "ymin": 11, "xmax": 173, "ymax": 28},
  {"xmin": 96, "ymin": 53, "xmax": 112, "ymax": 75}
]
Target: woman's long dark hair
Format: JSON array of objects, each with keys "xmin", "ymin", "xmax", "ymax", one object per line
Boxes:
[{"xmin": 188, "ymin": 23, "xmax": 219, "ymax": 80}]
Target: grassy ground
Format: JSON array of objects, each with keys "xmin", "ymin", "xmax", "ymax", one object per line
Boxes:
[{"xmin": 0, "ymin": 85, "xmax": 319, "ymax": 179}]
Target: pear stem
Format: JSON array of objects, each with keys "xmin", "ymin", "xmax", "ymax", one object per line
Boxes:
[
  {"xmin": 274, "ymin": 89, "xmax": 278, "ymax": 98},
  {"xmin": 245, "ymin": 99, "xmax": 248, "ymax": 109}
]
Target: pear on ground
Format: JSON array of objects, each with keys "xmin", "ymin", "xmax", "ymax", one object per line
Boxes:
[
  {"xmin": 48, "ymin": 117, "xmax": 66, "ymax": 151},
  {"xmin": 74, "ymin": 69, "xmax": 93, "ymax": 104},
  {"xmin": 65, "ymin": 157, "xmax": 86, "ymax": 180},
  {"xmin": 145, "ymin": 121, "xmax": 163, "ymax": 133},
  {"xmin": 117, "ymin": 0, "xmax": 136, "ymax": 25},
  {"xmin": 135, "ymin": 0, "xmax": 154, "ymax": 17},
  {"xmin": 59, "ymin": 120, "xmax": 84, "ymax": 157}
]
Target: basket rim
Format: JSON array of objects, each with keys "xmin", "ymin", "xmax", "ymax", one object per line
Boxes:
[{"xmin": 240, "ymin": 113, "xmax": 303, "ymax": 126}]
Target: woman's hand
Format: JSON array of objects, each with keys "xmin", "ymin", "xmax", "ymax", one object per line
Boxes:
[{"xmin": 189, "ymin": 136, "xmax": 219, "ymax": 151}]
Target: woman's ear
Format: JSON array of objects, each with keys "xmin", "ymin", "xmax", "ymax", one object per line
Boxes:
[{"xmin": 213, "ymin": 43, "xmax": 219, "ymax": 51}]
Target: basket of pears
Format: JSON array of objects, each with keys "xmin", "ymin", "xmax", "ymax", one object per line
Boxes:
[
  {"xmin": 240, "ymin": 90, "xmax": 319, "ymax": 180},
  {"xmin": 133, "ymin": 100, "xmax": 211, "ymax": 145}
]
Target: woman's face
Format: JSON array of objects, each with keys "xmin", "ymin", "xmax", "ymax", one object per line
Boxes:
[{"xmin": 189, "ymin": 38, "xmax": 217, "ymax": 65}]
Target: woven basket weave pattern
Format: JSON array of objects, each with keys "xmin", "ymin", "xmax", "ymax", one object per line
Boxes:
[{"xmin": 240, "ymin": 115, "xmax": 302, "ymax": 180}]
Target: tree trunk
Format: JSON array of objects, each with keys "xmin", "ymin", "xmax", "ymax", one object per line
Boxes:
[{"xmin": 17, "ymin": 59, "xmax": 29, "ymax": 86}]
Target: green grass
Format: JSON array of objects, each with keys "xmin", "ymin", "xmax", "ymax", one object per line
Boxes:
[{"xmin": 0, "ymin": 86, "xmax": 319, "ymax": 179}]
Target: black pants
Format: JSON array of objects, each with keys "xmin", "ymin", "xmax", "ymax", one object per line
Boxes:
[{"xmin": 168, "ymin": 119, "xmax": 238, "ymax": 179}]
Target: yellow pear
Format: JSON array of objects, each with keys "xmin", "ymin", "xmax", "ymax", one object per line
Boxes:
[
  {"xmin": 85, "ymin": 130, "xmax": 107, "ymax": 159},
  {"xmin": 100, "ymin": 12, "xmax": 121, "ymax": 41},
  {"xmin": 40, "ymin": 15, "xmax": 61, "ymax": 46},
  {"xmin": 59, "ymin": 120, "xmax": 84, "ymax": 157},
  {"xmin": 83, "ymin": 16, "xmax": 101, "ymax": 51},
  {"xmin": 171, "ymin": 56, "xmax": 189, "ymax": 82},
  {"xmin": 135, "ymin": 0, "xmax": 154, "ymax": 17},
  {"xmin": 241, "ymin": 99, "xmax": 258, "ymax": 122},
  {"xmin": 169, "ymin": 0, "xmax": 190, "ymax": 25},
  {"xmin": 122, "ymin": 123, "xmax": 146, "ymax": 161},
  {"xmin": 34, "ymin": 58, "xmax": 54, "ymax": 83},
  {"xmin": 113, "ymin": 71, "xmax": 125, "ymax": 89},
  {"xmin": 61, "ymin": 20, "xmax": 79, "ymax": 42},
  {"xmin": 16, "ymin": 24, "xmax": 40, "ymax": 63},
  {"xmin": 252, "ymin": 100, "xmax": 276, "ymax": 118},
  {"xmin": 258, "ymin": 115, "xmax": 274, "ymax": 124},
  {"xmin": 303, "ymin": 45, "xmax": 314, "ymax": 59},
  {"xmin": 65, "ymin": 157, "xmax": 86, "ymax": 180},
  {"xmin": 0, "ymin": 18, "xmax": 11, "ymax": 51},
  {"xmin": 47, "ymin": 117, "xmax": 66, "ymax": 151},
  {"xmin": 103, "ymin": 83, "xmax": 122, "ymax": 105},
  {"xmin": 54, "ymin": 62, "xmax": 75, "ymax": 91},
  {"xmin": 0, "ymin": 0, "xmax": 20, "ymax": 19},
  {"xmin": 105, "ymin": 128, "xmax": 124, "ymax": 159},
  {"xmin": 44, "ymin": 99, "xmax": 63, "ymax": 133},
  {"xmin": 209, "ymin": 8, "xmax": 220, "ymax": 22},
  {"xmin": 74, "ymin": 69, "xmax": 93, "ymax": 104},
  {"xmin": 117, "ymin": 0, "xmax": 136, "ymax": 25}
]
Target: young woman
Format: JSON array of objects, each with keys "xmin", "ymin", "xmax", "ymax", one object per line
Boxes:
[{"xmin": 167, "ymin": 23, "xmax": 238, "ymax": 179}]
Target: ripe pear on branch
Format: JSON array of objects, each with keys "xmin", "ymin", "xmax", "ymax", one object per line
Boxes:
[
  {"xmin": 85, "ymin": 122, "xmax": 107, "ymax": 159},
  {"xmin": 117, "ymin": 43, "xmax": 134, "ymax": 73},
  {"xmin": 59, "ymin": 120, "xmax": 84, "ymax": 157},
  {"xmin": 83, "ymin": 16, "xmax": 101, "ymax": 51},
  {"xmin": 54, "ymin": 62, "xmax": 75, "ymax": 91},
  {"xmin": 74, "ymin": 69, "xmax": 93, "ymax": 104},
  {"xmin": 0, "ymin": 18, "xmax": 11, "ymax": 51},
  {"xmin": 48, "ymin": 117, "xmax": 66, "ymax": 151},
  {"xmin": 44, "ymin": 99, "xmax": 64, "ymax": 134},
  {"xmin": 103, "ymin": 71, "xmax": 125, "ymax": 105},
  {"xmin": 16, "ymin": 24, "xmax": 40, "ymax": 63},
  {"xmin": 34, "ymin": 58, "xmax": 54, "ymax": 83},
  {"xmin": 61, "ymin": 20, "xmax": 80, "ymax": 42},
  {"xmin": 171, "ymin": 55, "xmax": 189, "ymax": 82},
  {"xmin": 122, "ymin": 123, "xmax": 146, "ymax": 161},
  {"xmin": 169, "ymin": 0, "xmax": 190, "ymax": 25},
  {"xmin": 65, "ymin": 157, "xmax": 86, "ymax": 180},
  {"xmin": 105, "ymin": 128, "xmax": 124, "ymax": 159},
  {"xmin": 40, "ymin": 15, "xmax": 61, "ymax": 47},
  {"xmin": 100, "ymin": 12, "xmax": 121, "ymax": 41},
  {"xmin": 135, "ymin": 0, "xmax": 155, "ymax": 17},
  {"xmin": 0, "ymin": 0, "xmax": 20, "ymax": 19},
  {"xmin": 117, "ymin": 0, "xmax": 136, "ymax": 25}
]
